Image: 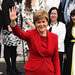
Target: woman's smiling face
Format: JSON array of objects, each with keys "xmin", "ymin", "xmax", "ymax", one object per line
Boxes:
[
  {"xmin": 35, "ymin": 18, "xmax": 48, "ymax": 34},
  {"xmin": 71, "ymin": 15, "xmax": 75, "ymax": 24},
  {"xmin": 50, "ymin": 9, "xmax": 58, "ymax": 22}
]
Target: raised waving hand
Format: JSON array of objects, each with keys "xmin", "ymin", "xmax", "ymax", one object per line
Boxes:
[
  {"xmin": 9, "ymin": 6, "xmax": 19, "ymax": 21},
  {"xmin": 9, "ymin": 7, "xmax": 19, "ymax": 27}
]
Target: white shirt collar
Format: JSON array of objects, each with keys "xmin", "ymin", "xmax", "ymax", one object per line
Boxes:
[{"xmin": 50, "ymin": 22, "xmax": 58, "ymax": 26}]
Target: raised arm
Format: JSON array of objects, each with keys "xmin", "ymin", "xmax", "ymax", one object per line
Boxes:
[
  {"xmin": 25, "ymin": 19, "xmax": 36, "ymax": 29},
  {"xmin": 9, "ymin": 6, "xmax": 31, "ymax": 41}
]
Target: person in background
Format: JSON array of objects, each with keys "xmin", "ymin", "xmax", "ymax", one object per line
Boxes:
[
  {"xmin": 21, "ymin": 0, "xmax": 45, "ymax": 58},
  {"xmin": 2, "ymin": 0, "xmax": 22, "ymax": 75},
  {"xmin": 9, "ymin": 7, "xmax": 60, "ymax": 75},
  {"xmin": 22, "ymin": 0, "xmax": 45, "ymax": 30},
  {"xmin": 63, "ymin": 9, "xmax": 75, "ymax": 75},
  {"xmin": 14, "ymin": 0, "xmax": 23, "ymax": 56},
  {"xmin": 0, "ymin": 0, "xmax": 3, "ymax": 58},
  {"xmin": 0, "ymin": 0, "xmax": 3, "ymax": 75},
  {"xmin": 58, "ymin": 0, "xmax": 66, "ymax": 23},
  {"xmin": 64, "ymin": 0, "xmax": 75, "ymax": 24},
  {"xmin": 14, "ymin": 0, "xmax": 22, "ymax": 29},
  {"xmin": 47, "ymin": 7, "xmax": 66, "ymax": 75}
]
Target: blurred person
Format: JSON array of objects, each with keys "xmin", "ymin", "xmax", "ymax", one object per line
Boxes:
[
  {"xmin": 58, "ymin": 0, "xmax": 66, "ymax": 23},
  {"xmin": 9, "ymin": 7, "xmax": 60, "ymax": 75},
  {"xmin": 63, "ymin": 9, "xmax": 75, "ymax": 75},
  {"xmin": 14, "ymin": 0, "xmax": 22, "ymax": 29},
  {"xmin": 47, "ymin": 7, "xmax": 66, "ymax": 75},
  {"xmin": 14, "ymin": 0, "xmax": 23, "ymax": 56},
  {"xmin": 22, "ymin": 0, "xmax": 45, "ymax": 30},
  {"xmin": 64, "ymin": 0, "xmax": 75, "ymax": 23},
  {"xmin": 2, "ymin": 0, "xmax": 22, "ymax": 75},
  {"xmin": 0, "ymin": 0, "xmax": 3, "ymax": 57}
]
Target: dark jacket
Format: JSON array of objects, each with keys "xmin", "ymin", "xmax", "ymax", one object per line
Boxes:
[
  {"xmin": 0, "ymin": 10, "xmax": 3, "ymax": 28},
  {"xmin": 2, "ymin": 0, "xmax": 15, "ymax": 30},
  {"xmin": 58, "ymin": 0, "xmax": 66, "ymax": 23}
]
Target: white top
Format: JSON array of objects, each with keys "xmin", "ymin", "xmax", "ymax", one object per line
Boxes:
[
  {"xmin": 45, "ymin": 0, "xmax": 60, "ymax": 13},
  {"xmin": 21, "ymin": 0, "xmax": 45, "ymax": 50},
  {"xmin": 22, "ymin": 0, "xmax": 45, "ymax": 31},
  {"xmin": 47, "ymin": 22, "xmax": 66, "ymax": 52}
]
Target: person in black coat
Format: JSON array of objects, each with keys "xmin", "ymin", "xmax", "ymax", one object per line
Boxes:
[
  {"xmin": 2, "ymin": 0, "xmax": 14, "ymax": 30},
  {"xmin": 0, "ymin": 1, "xmax": 4, "ymax": 74},
  {"xmin": 58, "ymin": 0, "xmax": 66, "ymax": 23},
  {"xmin": 63, "ymin": 9, "xmax": 75, "ymax": 75},
  {"xmin": 2, "ymin": 0, "xmax": 22, "ymax": 75}
]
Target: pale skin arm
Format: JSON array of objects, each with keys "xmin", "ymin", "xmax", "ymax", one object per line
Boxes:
[
  {"xmin": 10, "ymin": 7, "xmax": 35, "ymax": 29},
  {"xmin": 25, "ymin": 20, "xmax": 36, "ymax": 29},
  {"xmin": 8, "ymin": 25, "xmax": 13, "ymax": 32}
]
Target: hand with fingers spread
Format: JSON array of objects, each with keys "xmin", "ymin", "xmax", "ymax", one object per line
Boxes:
[
  {"xmin": 9, "ymin": 7, "xmax": 19, "ymax": 27},
  {"xmin": 9, "ymin": 6, "xmax": 18, "ymax": 21}
]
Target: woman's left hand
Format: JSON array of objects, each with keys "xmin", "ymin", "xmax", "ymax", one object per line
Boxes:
[{"xmin": 8, "ymin": 25, "xmax": 12, "ymax": 32}]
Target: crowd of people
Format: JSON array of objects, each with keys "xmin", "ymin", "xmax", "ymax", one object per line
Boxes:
[{"xmin": 0, "ymin": 0, "xmax": 75, "ymax": 75}]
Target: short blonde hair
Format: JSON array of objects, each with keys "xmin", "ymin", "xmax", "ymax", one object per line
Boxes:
[{"xmin": 33, "ymin": 10, "xmax": 49, "ymax": 24}]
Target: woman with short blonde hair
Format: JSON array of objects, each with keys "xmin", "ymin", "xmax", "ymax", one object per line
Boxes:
[
  {"xmin": 9, "ymin": 7, "xmax": 60, "ymax": 75},
  {"xmin": 33, "ymin": 10, "xmax": 49, "ymax": 24}
]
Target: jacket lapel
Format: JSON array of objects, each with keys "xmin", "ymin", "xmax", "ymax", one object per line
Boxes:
[
  {"xmin": 33, "ymin": 29, "xmax": 44, "ymax": 56},
  {"xmin": 47, "ymin": 31, "xmax": 51, "ymax": 54},
  {"xmin": 33, "ymin": 30, "xmax": 53, "ymax": 57}
]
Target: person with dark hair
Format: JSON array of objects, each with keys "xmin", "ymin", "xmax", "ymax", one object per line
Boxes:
[
  {"xmin": 14, "ymin": 0, "xmax": 22, "ymax": 29},
  {"xmin": 2, "ymin": 0, "xmax": 21, "ymax": 75},
  {"xmin": 47, "ymin": 7, "xmax": 66, "ymax": 75},
  {"xmin": 22, "ymin": 0, "xmax": 45, "ymax": 30},
  {"xmin": 9, "ymin": 7, "xmax": 60, "ymax": 75},
  {"xmin": 63, "ymin": 9, "xmax": 75, "ymax": 75}
]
